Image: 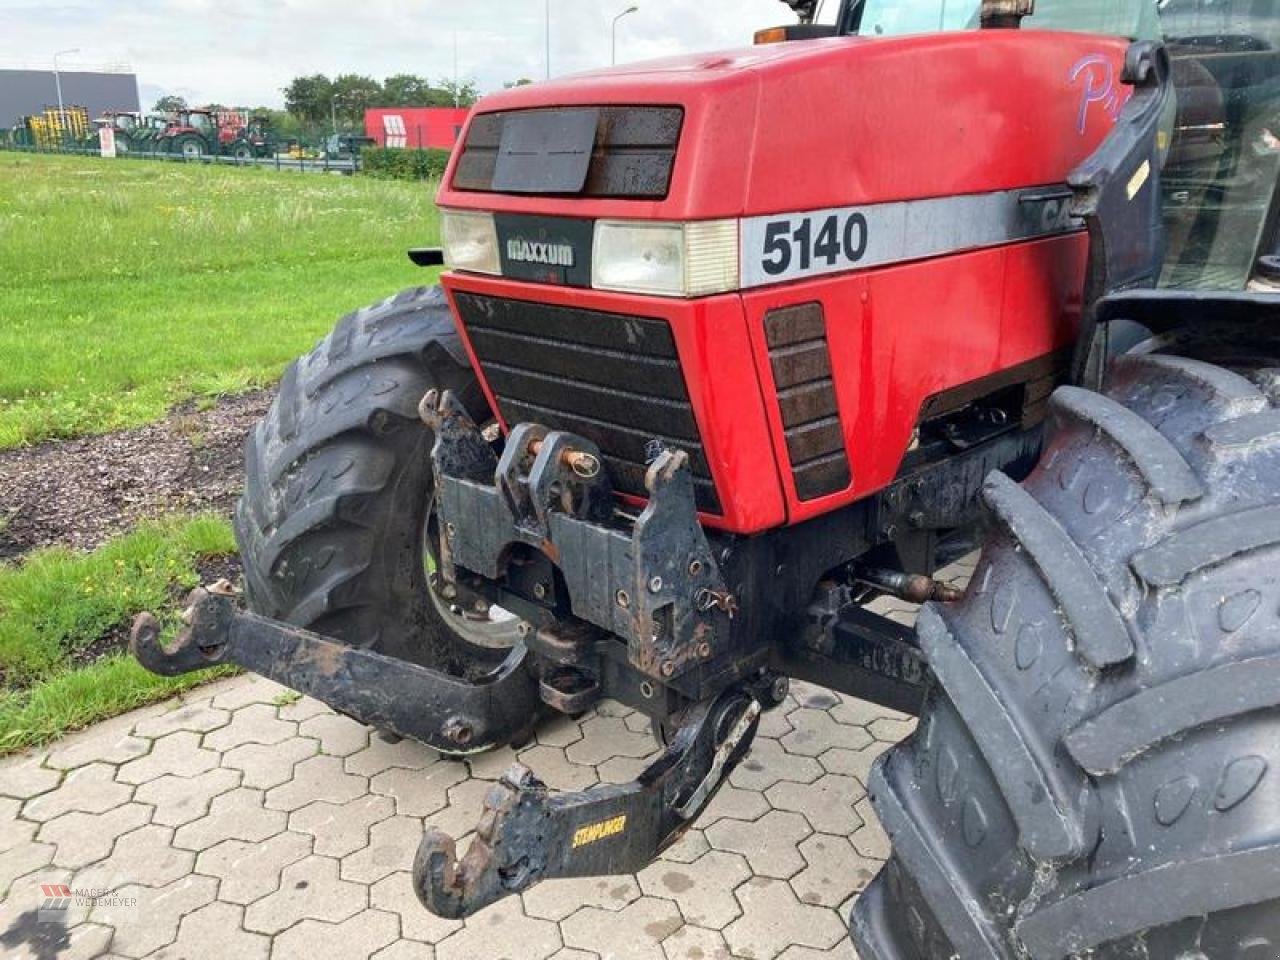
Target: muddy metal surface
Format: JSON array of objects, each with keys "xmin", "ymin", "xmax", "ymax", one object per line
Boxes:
[{"xmin": 0, "ymin": 391, "xmax": 271, "ymax": 559}]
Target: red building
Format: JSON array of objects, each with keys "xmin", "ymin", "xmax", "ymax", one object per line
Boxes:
[{"xmin": 363, "ymin": 107, "xmax": 470, "ymax": 150}]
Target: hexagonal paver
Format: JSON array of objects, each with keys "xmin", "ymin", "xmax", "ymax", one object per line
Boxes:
[
  {"xmin": 72, "ymin": 823, "xmax": 194, "ymax": 890},
  {"xmin": 663, "ymin": 924, "xmax": 734, "ymax": 960},
  {"xmin": 272, "ymin": 909, "xmax": 400, "ymax": 960},
  {"xmin": 512, "ymin": 745, "xmax": 596, "ymax": 792},
  {"xmin": 147, "ymin": 900, "xmax": 269, "ymax": 960},
  {"xmin": 209, "ymin": 676, "xmax": 288, "ymax": 711},
  {"xmin": 435, "ymin": 895, "xmax": 562, "ymax": 960},
  {"xmin": 561, "ymin": 896, "xmax": 684, "ymax": 960},
  {"xmin": 706, "ymin": 811, "xmax": 811, "ymax": 880},
  {"xmin": 340, "ymin": 814, "xmax": 422, "ymax": 884},
  {"xmin": 171, "ymin": 787, "xmax": 287, "ymax": 851},
  {"xmin": 766, "ymin": 773, "xmax": 865, "ymax": 835},
  {"xmin": 372, "ymin": 942, "xmax": 437, "ymax": 960},
  {"xmin": 816, "ymin": 740, "xmax": 890, "ymax": 785},
  {"xmin": 135, "ymin": 766, "xmax": 241, "ymax": 828},
  {"xmin": 193, "ymin": 831, "xmax": 312, "ymax": 904},
  {"xmin": 850, "ymin": 796, "xmax": 890, "ymax": 862},
  {"xmin": 638, "ymin": 850, "xmax": 750, "ymax": 929},
  {"xmin": 781, "ymin": 709, "xmax": 872, "ymax": 757},
  {"xmin": 565, "ymin": 715, "xmax": 656, "ymax": 766},
  {"xmin": 90, "ymin": 874, "xmax": 218, "ymax": 958},
  {"xmin": 299, "ymin": 713, "xmax": 371, "ymax": 757},
  {"xmin": 701, "ymin": 785, "xmax": 769, "ymax": 826},
  {"xmin": 242, "ymin": 855, "xmax": 366, "ymax": 935},
  {"xmin": 221, "ymin": 736, "xmax": 318, "ymax": 790},
  {"xmin": 522, "ymin": 873, "xmax": 641, "ymax": 922},
  {"xmin": 115, "ymin": 732, "xmax": 219, "ymax": 785},
  {"xmin": 277, "ymin": 694, "xmax": 331, "ymax": 723},
  {"xmin": 868, "ymin": 716, "xmax": 916, "ymax": 743},
  {"xmin": 345, "ymin": 735, "xmax": 439, "ymax": 777},
  {"xmin": 370, "ymin": 871, "xmax": 464, "ymax": 944},
  {"xmin": 0, "ymin": 758, "xmax": 61, "ymax": 800},
  {"xmin": 791, "ymin": 833, "xmax": 873, "ymax": 908},
  {"xmin": 0, "ymin": 797, "xmax": 35, "ymax": 854},
  {"xmin": 536, "ymin": 714, "xmax": 584, "ymax": 748},
  {"xmin": 22, "ymin": 763, "xmax": 131, "ymax": 822},
  {"xmin": 132, "ymin": 702, "xmax": 231, "ymax": 739},
  {"xmin": 38, "ymin": 803, "xmax": 152, "ymax": 869},
  {"xmin": 723, "ymin": 877, "xmax": 846, "ymax": 960},
  {"xmin": 828, "ymin": 694, "xmax": 911, "ymax": 730},
  {"xmin": 290, "ymin": 794, "xmax": 394, "ymax": 857},
  {"xmin": 0, "ymin": 839, "xmax": 56, "ymax": 899},
  {"xmin": 369, "ymin": 762, "xmax": 467, "ymax": 818},
  {"xmin": 202, "ymin": 702, "xmax": 296, "ymax": 752},
  {"xmin": 44, "ymin": 730, "xmax": 150, "ymax": 771},
  {"xmin": 729, "ymin": 739, "xmax": 822, "ymax": 792},
  {"xmin": 265, "ymin": 755, "xmax": 368, "ymax": 811},
  {"xmin": 661, "ymin": 827, "xmax": 711, "ymax": 864}
]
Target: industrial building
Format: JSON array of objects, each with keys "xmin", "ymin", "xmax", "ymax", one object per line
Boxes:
[
  {"xmin": 0, "ymin": 68, "xmax": 140, "ymax": 125},
  {"xmin": 363, "ymin": 107, "xmax": 469, "ymax": 149}
]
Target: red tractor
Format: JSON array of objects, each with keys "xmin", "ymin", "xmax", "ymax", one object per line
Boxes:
[
  {"xmin": 134, "ymin": 0, "xmax": 1280, "ymax": 955},
  {"xmin": 159, "ymin": 107, "xmax": 266, "ymax": 161}
]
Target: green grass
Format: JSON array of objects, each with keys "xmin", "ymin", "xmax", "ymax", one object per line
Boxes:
[
  {"xmin": 0, "ymin": 515, "xmax": 239, "ymax": 754},
  {"xmin": 0, "ymin": 151, "xmax": 441, "ymax": 448}
]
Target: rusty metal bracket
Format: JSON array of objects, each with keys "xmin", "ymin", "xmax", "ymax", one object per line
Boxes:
[
  {"xmin": 413, "ymin": 688, "xmax": 761, "ymax": 918},
  {"xmin": 130, "ymin": 588, "xmax": 543, "ymax": 754}
]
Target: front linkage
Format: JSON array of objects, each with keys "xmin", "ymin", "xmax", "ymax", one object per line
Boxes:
[{"xmin": 131, "ymin": 388, "xmax": 935, "ymax": 917}]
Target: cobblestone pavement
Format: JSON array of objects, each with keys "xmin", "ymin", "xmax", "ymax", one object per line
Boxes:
[{"xmin": 0, "ymin": 559, "xmax": 974, "ymax": 960}]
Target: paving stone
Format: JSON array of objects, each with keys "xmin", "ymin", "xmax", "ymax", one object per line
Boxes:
[
  {"xmin": 426, "ymin": 779, "xmax": 493, "ymax": 839},
  {"xmin": 193, "ymin": 831, "xmax": 312, "ymax": 904},
  {"xmin": 115, "ymin": 732, "xmax": 220, "ymax": 785},
  {"xmin": 706, "ymin": 811, "xmax": 811, "ymax": 880},
  {"xmin": 723, "ymin": 877, "xmax": 846, "ymax": 960},
  {"xmin": 372, "ymin": 942, "xmax": 437, "ymax": 960},
  {"xmin": 243, "ymin": 855, "xmax": 366, "ymax": 935},
  {"xmin": 221, "ymin": 736, "xmax": 318, "ymax": 789},
  {"xmin": 849, "ymin": 797, "xmax": 890, "ymax": 862},
  {"xmin": 828, "ymin": 696, "xmax": 910, "ymax": 730},
  {"xmin": 867, "ymin": 716, "xmax": 916, "ymax": 743},
  {"xmin": 44, "ymin": 730, "xmax": 150, "ymax": 771},
  {"xmin": 290, "ymin": 794, "xmax": 394, "ymax": 857},
  {"xmin": 340, "ymin": 814, "xmax": 423, "ymax": 884},
  {"xmin": 790, "ymin": 682, "xmax": 842, "ymax": 712},
  {"xmin": 265, "ymin": 754, "xmax": 368, "ymax": 811},
  {"xmin": 370, "ymin": 871, "xmax": 463, "ymax": 944},
  {"xmin": 209, "ymin": 676, "xmax": 289, "ymax": 711},
  {"xmin": 272, "ymin": 908, "xmax": 400, "ymax": 960},
  {"xmin": 171, "ymin": 787, "xmax": 287, "ymax": 851},
  {"xmin": 561, "ymin": 896, "xmax": 683, "ymax": 960},
  {"xmin": 300, "ymin": 713, "xmax": 372, "ymax": 757},
  {"xmin": 775, "ymin": 939, "xmax": 860, "ymax": 960},
  {"xmin": 435, "ymin": 895, "xmax": 562, "ymax": 960},
  {"xmin": 536, "ymin": 714, "xmax": 584, "ymax": 748},
  {"xmin": 663, "ymin": 925, "xmax": 734, "ymax": 960},
  {"xmin": 277, "ymin": 694, "xmax": 332, "ymax": 722},
  {"xmin": 135, "ymin": 766, "xmax": 241, "ymax": 828},
  {"xmin": 522, "ymin": 874, "xmax": 641, "ymax": 922},
  {"xmin": 369, "ymin": 762, "xmax": 470, "ymax": 818},
  {"xmin": 657, "ymin": 827, "xmax": 709, "ymax": 864},
  {"xmin": 638, "ymin": 850, "xmax": 749, "ymax": 929},
  {"xmin": 0, "ymin": 839, "xmax": 56, "ymax": 898},
  {"xmin": 132, "ymin": 703, "xmax": 231, "ymax": 739},
  {"xmin": 72, "ymin": 823, "xmax": 193, "ymax": 890},
  {"xmin": 548, "ymin": 950, "xmax": 600, "ymax": 960},
  {"xmin": 0, "ymin": 796, "xmax": 35, "ymax": 854},
  {"xmin": 729, "ymin": 739, "xmax": 822, "ymax": 792},
  {"xmin": 0, "ymin": 758, "xmax": 61, "ymax": 800},
  {"xmin": 22, "ymin": 763, "xmax": 132, "ymax": 822},
  {"xmin": 0, "ymin": 920, "xmax": 114, "ymax": 960},
  {"xmin": 756, "ymin": 704, "xmax": 796, "ymax": 741},
  {"xmin": 202, "ymin": 703, "xmax": 296, "ymax": 752},
  {"xmin": 514, "ymin": 745, "xmax": 597, "ymax": 792},
  {"xmin": 766, "ymin": 774, "xmax": 865, "ymax": 835},
  {"xmin": 791, "ymin": 833, "xmax": 872, "ymax": 908},
  {"xmin": 39, "ymin": 803, "xmax": 152, "ymax": 869},
  {"xmin": 565, "ymin": 716, "xmax": 656, "ymax": 766},
  {"xmin": 346, "ymin": 735, "xmax": 440, "ymax": 777},
  {"xmin": 595, "ymin": 753, "xmax": 654, "ymax": 785},
  {"xmin": 91, "ymin": 874, "xmax": 218, "ymax": 958},
  {"xmin": 463, "ymin": 743, "xmax": 520, "ymax": 781},
  {"xmin": 148, "ymin": 899, "xmax": 270, "ymax": 960},
  {"xmin": 781, "ymin": 709, "xmax": 872, "ymax": 757},
  {"xmin": 815, "ymin": 741, "xmax": 891, "ymax": 785},
  {"xmin": 701, "ymin": 784, "xmax": 769, "ymax": 826}
]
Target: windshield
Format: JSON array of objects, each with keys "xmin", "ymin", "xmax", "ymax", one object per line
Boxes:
[{"xmin": 823, "ymin": 0, "xmax": 1161, "ymax": 38}]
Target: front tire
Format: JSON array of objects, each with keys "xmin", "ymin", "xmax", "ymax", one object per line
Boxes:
[
  {"xmin": 235, "ymin": 286, "xmax": 510, "ymax": 685},
  {"xmin": 855, "ymin": 351, "xmax": 1280, "ymax": 957}
]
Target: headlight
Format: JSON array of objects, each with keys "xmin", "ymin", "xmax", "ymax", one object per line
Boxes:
[
  {"xmin": 593, "ymin": 220, "xmax": 739, "ymax": 297},
  {"xmin": 441, "ymin": 209, "xmax": 500, "ymax": 276}
]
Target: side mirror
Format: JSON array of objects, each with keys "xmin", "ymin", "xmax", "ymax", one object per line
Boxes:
[
  {"xmin": 778, "ymin": 0, "xmax": 818, "ymax": 23},
  {"xmin": 981, "ymin": 0, "xmax": 1035, "ymax": 28}
]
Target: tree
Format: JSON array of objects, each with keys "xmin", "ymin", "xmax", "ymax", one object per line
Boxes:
[
  {"xmin": 283, "ymin": 74, "xmax": 335, "ymax": 125},
  {"xmin": 153, "ymin": 95, "xmax": 187, "ymax": 112},
  {"xmin": 436, "ymin": 78, "xmax": 479, "ymax": 108},
  {"xmin": 382, "ymin": 73, "xmax": 434, "ymax": 107},
  {"xmin": 330, "ymin": 73, "xmax": 384, "ymax": 126}
]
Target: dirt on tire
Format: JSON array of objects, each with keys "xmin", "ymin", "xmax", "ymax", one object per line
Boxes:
[{"xmin": 0, "ymin": 390, "xmax": 272, "ymax": 559}]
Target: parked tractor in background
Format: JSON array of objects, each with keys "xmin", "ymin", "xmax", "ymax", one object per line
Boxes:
[
  {"xmin": 89, "ymin": 111, "xmax": 143, "ymax": 154},
  {"xmin": 157, "ymin": 108, "xmax": 276, "ymax": 161},
  {"xmin": 133, "ymin": 0, "xmax": 1280, "ymax": 956}
]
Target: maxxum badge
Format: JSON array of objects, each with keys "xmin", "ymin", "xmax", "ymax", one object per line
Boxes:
[{"xmin": 506, "ymin": 237, "xmax": 576, "ymax": 268}]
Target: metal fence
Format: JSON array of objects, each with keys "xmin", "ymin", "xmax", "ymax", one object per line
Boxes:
[{"xmin": 0, "ymin": 140, "xmax": 360, "ymax": 174}]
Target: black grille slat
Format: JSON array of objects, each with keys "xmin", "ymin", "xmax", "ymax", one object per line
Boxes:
[
  {"xmin": 454, "ymin": 106, "xmax": 683, "ymax": 200},
  {"xmin": 454, "ymin": 293, "xmax": 721, "ymax": 513},
  {"xmin": 765, "ymin": 304, "xmax": 851, "ymax": 501}
]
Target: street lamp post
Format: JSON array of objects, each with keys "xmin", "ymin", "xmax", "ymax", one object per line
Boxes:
[
  {"xmin": 612, "ymin": 6, "xmax": 639, "ymax": 66},
  {"xmin": 545, "ymin": 0, "xmax": 552, "ymax": 79},
  {"xmin": 53, "ymin": 48, "xmax": 80, "ymax": 143}
]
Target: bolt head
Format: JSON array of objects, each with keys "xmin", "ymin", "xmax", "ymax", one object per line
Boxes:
[
  {"xmin": 615, "ymin": 589, "xmax": 630, "ymax": 608},
  {"xmin": 648, "ymin": 576, "xmax": 663, "ymax": 594},
  {"xmin": 533, "ymin": 583, "xmax": 548, "ymax": 600},
  {"xmin": 770, "ymin": 676, "xmax": 790, "ymax": 703},
  {"xmin": 660, "ymin": 661, "xmax": 675, "ymax": 678}
]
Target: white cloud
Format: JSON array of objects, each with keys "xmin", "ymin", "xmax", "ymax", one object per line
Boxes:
[{"xmin": 0, "ymin": 0, "xmax": 792, "ymax": 108}]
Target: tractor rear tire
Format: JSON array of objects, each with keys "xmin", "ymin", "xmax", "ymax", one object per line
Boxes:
[
  {"xmin": 853, "ymin": 351, "xmax": 1280, "ymax": 958},
  {"xmin": 235, "ymin": 286, "xmax": 513, "ymax": 688}
]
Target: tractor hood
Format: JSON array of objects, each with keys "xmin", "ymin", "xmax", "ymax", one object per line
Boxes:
[{"xmin": 436, "ymin": 30, "xmax": 1131, "ymax": 221}]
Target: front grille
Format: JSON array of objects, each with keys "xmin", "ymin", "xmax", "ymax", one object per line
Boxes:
[
  {"xmin": 454, "ymin": 107, "xmax": 683, "ymax": 199},
  {"xmin": 764, "ymin": 304, "xmax": 852, "ymax": 501},
  {"xmin": 453, "ymin": 293, "xmax": 721, "ymax": 513}
]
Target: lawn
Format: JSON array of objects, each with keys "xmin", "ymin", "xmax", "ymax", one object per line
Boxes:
[{"xmin": 0, "ymin": 151, "xmax": 442, "ymax": 448}]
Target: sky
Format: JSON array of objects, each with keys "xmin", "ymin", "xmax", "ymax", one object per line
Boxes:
[{"xmin": 0, "ymin": 0, "xmax": 795, "ymax": 110}]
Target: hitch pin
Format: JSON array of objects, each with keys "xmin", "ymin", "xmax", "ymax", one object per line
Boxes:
[
  {"xmin": 528, "ymin": 439, "xmax": 601, "ymax": 479},
  {"xmin": 853, "ymin": 566, "xmax": 963, "ymax": 604}
]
